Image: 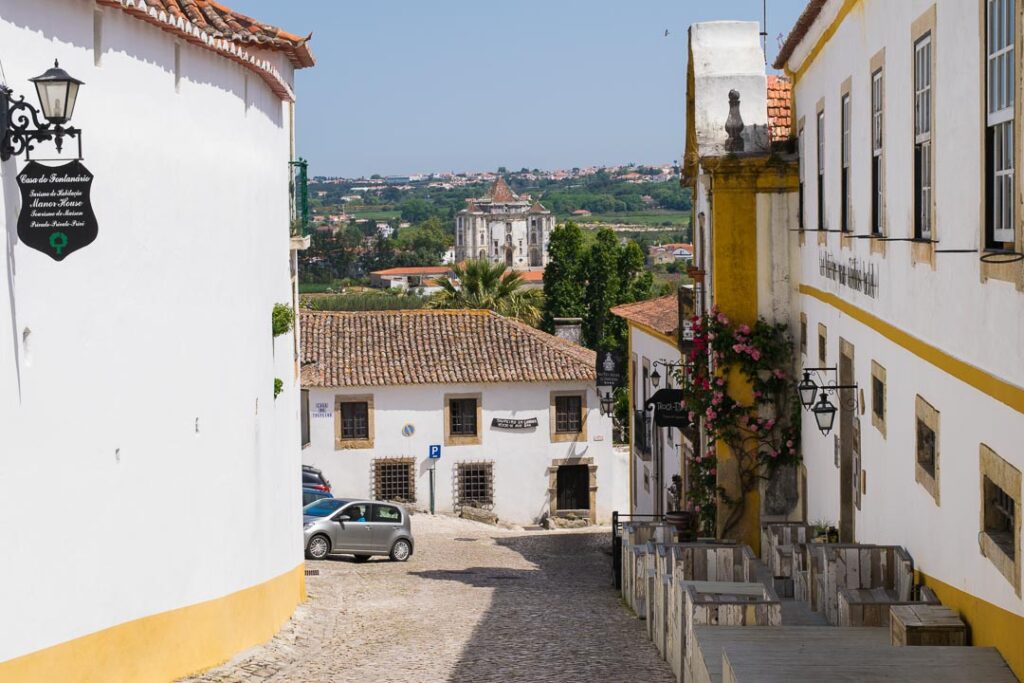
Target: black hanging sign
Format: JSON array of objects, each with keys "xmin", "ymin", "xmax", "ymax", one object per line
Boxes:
[
  {"xmin": 596, "ymin": 350, "xmax": 624, "ymax": 388},
  {"xmin": 491, "ymin": 417, "xmax": 539, "ymax": 430},
  {"xmin": 17, "ymin": 160, "xmax": 98, "ymax": 261},
  {"xmin": 645, "ymin": 388, "xmax": 690, "ymax": 429}
]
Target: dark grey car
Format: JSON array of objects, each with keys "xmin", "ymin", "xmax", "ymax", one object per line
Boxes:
[{"xmin": 303, "ymin": 498, "xmax": 413, "ymax": 562}]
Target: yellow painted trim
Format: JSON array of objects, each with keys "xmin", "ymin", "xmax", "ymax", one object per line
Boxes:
[
  {"xmin": 800, "ymin": 285, "xmax": 1024, "ymax": 415},
  {"xmin": 0, "ymin": 563, "xmax": 306, "ymax": 683},
  {"xmin": 629, "ymin": 320, "xmax": 678, "ymax": 348},
  {"xmin": 917, "ymin": 571, "xmax": 1024, "ymax": 680},
  {"xmin": 791, "ymin": 0, "xmax": 863, "ymax": 85}
]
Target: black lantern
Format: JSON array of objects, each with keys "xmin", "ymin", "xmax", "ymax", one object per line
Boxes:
[
  {"xmin": 599, "ymin": 389, "xmax": 616, "ymax": 416},
  {"xmin": 650, "ymin": 368, "xmax": 662, "ymax": 388},
  {"xmin": 29, "ymin": 60, "xmax": 83, "ymax": 124},
  {"xmin": 812, "ymin": 392, "xmax": 837, "ymax": 435},
  {"xmin": 798, "ymin": 371, "xmax": 818, "ymax": 410}
]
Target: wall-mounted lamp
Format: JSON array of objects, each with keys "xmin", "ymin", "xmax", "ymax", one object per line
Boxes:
[
  {"xmin": 1, "ymin": 60, "xmax": 85, "ymax": 161},
  {"xmin": 797, "ymin": 366, "xmax": 857, "ymax": 436},
  {"xmin": 650, "ymin": 359, "xmax": 687, "ymax": 388},
  {"xmin": 599, "ymin": 387, "xmax": 616, "ymax": 416}
]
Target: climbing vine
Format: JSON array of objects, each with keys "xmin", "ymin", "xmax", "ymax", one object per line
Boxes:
[{"xmin": 676, "ymin": 307, "xmax": 801, "ymax": 537}]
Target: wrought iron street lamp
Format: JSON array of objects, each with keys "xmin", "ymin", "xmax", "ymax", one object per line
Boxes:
[
  {"xmin": 797, "ymin": 366, "xmax": 857, "ymax": 437},
  {"xmin": 599, "ymin": 388, "xmax": 616, "ymax": 416},
  {"xmin": 1, "ymin": 60, "xmax": 85, "ymax": 161},
  {"xmin": 811, "ymin": 392, "xmax": 837, "ymax": 435},
  {"xmin": 650, "ymin": 359, "xmax": 687, "ymax": 388},
  {"xmin": 798, "ymin": 371, "xmax": 819, "ymax": 409}
]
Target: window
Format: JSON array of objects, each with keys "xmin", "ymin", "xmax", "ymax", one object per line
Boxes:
[
  {"xmin": 342, "ymin": 503, "xmax": 370, "ymax": 522},
  {"xmin": 450, "ymin": 398, "xmax": 477, "ymax": 436},
  {"xmin": 372, "ymin": 458, "xmax": 415, "ymax": 502},
  {"xmin": 817, "ymin": 111, "xmax": 826, "ymax": 230},
  {"xmin": 798, "ymin": 123, "xmax": 805, "ymax": 229},
  {"xmin": 914, "ymin": 395, "xmax": 940, "ymax": 503},
  {"xmin": 870, "ymin": 361, "xmax": 886, "ymax": 437},
  {"xmin": 871, "ymin": 69, "xmax": 884, "ymax": 235},
  {"xmin": 555, "ymin": 395, "xmax": 583, "ymax": 433},
  {"xmin": 818, "ymin": 323, "xmax": 827, "ymax": 366},
  {"xmin": 301, "ymin": 389, "xmax": 310, "ymax": 447},
  {"xmin": 341, "ymin": 402, "xmax": 369, "ymax": 440},
  {"xmin": 456, "ymin": 462, "xmax": 494, "ymax": 510},
  {"xmin": 799, "ymin": 313, "xmax": 808, "ymax": 355},
  {"xmin": 914, "ymin": 34, "xmax": 933, "ymax": 239},
  {"xmin": 372, "ymin": 504, "xmax": 402, "ymax": 523},
  {"xmin": 980, "ymin": 444, "xmax": 1021, "ymax": 594},
  {"xmin": 335, "ymin": 395, "xmax": 374, "ymax": 448},
  {"xmin": 841, "ymin": 93, "xmax": 851, "ymax": 232},
  {"xmin": 986, "ymin": 0, "xmax": 1015, "ymax": 246}
]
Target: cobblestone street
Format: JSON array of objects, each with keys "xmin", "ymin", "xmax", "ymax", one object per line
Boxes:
[{"xmin": 183, "ymin": 515, "xmax": 673, "ymax": 683}]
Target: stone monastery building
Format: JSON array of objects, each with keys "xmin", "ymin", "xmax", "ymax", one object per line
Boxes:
[{"xmin": 454, "ymin": 177, "xmax": 555, "ymax": 270}]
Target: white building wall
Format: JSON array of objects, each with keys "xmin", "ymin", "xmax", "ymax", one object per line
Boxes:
[
  {"xmin": 791, "ymin": 0, "xmax": 1024, "ymax": 618},
  {"xmin": 0, "ymin": 0, "xmax": 301, "ymax": 662},
  {"xmin": 303, "ymin": 382, "xmax": 624, "ymax": 524},
  {"xmin": 629, "ymin": 325, "xmax": 683, "ymax": 516}
]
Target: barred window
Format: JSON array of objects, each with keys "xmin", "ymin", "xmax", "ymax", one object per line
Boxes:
[
  {"xmin": 984, "ymin": 476, "xmax": 1016, "ymax": 560},
  {"xmin": 456, "ymin": 462, "xmax": 494, "ymax": 510},
  {"xmin": 340, "ymin": 401, "xmax": 369, "ymax": 440},
  {"xmin": 555, "ymin": 395, "xmax": 583, "ymax": 433},
  {"xmin": 373, "ymin": 458, "xmax": 415, "ymax": 503},
  {"xmin": 450, "ymin": 398, "xmax": 478, "ymax": 436},
  {"xmin": 916, "ymin": 418, "xmax": 936, "ymax": 478}
]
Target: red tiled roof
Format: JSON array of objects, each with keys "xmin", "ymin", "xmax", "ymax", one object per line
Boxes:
[
  {"xmin": 529, "ymin": 202, "xmax": 548, "ymax": 214},
  {"xmin": 371, "ymin": 266, "xmax": 452, "ymax": 277},
  {"xmin": 767, "ymin": 75, "xmax": 793, "ymax": 142},
  {"xmin": 610, "ymin": 295, "xmax": 679, "ymax": 336},
  {"xmin": 772, "ymin": 0, "xmax": 827, "ymax": 70},
  {"xmin": 300, "ymin": 310, "xmax": 595, "ymax": 388},
  {"xmin": 518, "ymin": 270, "xmax": 544, "ymax": 282},
  {"xmin": 488, "ymin": 177, "xmax": 518, "ymax": 202},
  {"xmin": 96, "ymin": 0, "xmax": 315, "ymax": 101}
]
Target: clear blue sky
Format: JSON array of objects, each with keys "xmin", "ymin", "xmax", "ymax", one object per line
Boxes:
[{"xmin": 230, "ymin": 1, "xmax": 808, "ymax": 177}]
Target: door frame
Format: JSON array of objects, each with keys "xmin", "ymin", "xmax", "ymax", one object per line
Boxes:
[
  {"xmin": 839, "ymin": 338, "xmax": 856, "ymax": 543},
  {"xmin": 548, "ymin": 456, "xmax": 597, "ymax": 524}
]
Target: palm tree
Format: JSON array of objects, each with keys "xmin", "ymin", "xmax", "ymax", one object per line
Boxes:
[{"xmin": 429, "ymin": 259, "xmax": 543, "ymax": 326}]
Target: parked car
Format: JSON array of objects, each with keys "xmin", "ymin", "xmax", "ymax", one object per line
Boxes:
[
  {"xmin": 302, "ymin": 487, "xmax": 333, "ymax": 507},
  {"xmin": 303, "ymin": 498, "xmax": 413, "ymax": 563},
  {"xmin": 302, "ymin": 464, "xmax": 331, "ymax": 493}
]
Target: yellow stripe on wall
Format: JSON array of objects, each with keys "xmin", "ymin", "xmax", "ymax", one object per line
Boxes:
[
  {"xmin": 919, "ymin": 572, "xmax": 1024, "ymax": 680},
  {"xmin": 0, "ymin": 563, "xmax": 306, "ymax": 683},
  {"xmin": 799, "ymin": 285, "xmax": 1024, "ymax": 415}
]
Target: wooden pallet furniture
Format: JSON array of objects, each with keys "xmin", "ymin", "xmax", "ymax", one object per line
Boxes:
[
  {"xmin": 809, "ymin": 544, "xmax": 914, "ymax": 625},
  {"xmin": 890, "ymin": 604, "xmax": 968, "ymax": 647}
]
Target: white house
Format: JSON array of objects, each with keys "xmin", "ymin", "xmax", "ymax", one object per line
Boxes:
[
  {"xmin": 454, "ymin": 177, "xmax": 555, "ymax": 270},
  {"xmin": 0, "ymin": 1, "xmax": 313, "ymax": 680},
  {"xmin": 300, "ymin": 309, "xmax": 627, "ymax": 525},
  {"xmin": 611, "ymin": 295, "xmax": 686, "ymax": 517}
]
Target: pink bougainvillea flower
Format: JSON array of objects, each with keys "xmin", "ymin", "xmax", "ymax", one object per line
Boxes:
[
  {"xmin": 716, "ymin": 377, "xmax": 725, "ymax": 386},
  {"xmin": 738, "ymin": 324, "xmax": 751, "ymax": 334},
  {"xmin": 717, "ymin": 313, "xmax": 729, "ymax": 324},
  {"xmin": 750, "ymin": 349, "xmax": 761, "ymax": 361},
  {"xmin": 786, "ymin": 440, "xmax": 794, "ymax": 448}
]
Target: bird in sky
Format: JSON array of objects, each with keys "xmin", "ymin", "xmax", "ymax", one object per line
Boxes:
[{"xmin": 664, "ymin": 29, "xmax": 670, "ymax": 37}]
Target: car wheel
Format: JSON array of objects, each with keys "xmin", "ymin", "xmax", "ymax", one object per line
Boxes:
[
  {"xmin": 306, "ymin": 535, "xmax": 331, "ymax": 560},
  {"xmin": 353, "ymin": 555, "xmax": 371, "ymax": 563},
  {"xmin": 389, "ymin": 539, "xmax": 412, "ymax": 562}
]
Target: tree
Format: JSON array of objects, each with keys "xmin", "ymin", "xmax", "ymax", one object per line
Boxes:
[
  {"xmin": 399, "ymin": 198, "xmax": 433, "ymax": 223},
  {"xmin": 394, "ymin": 217, "xmax": 451, "ymax": 265},
  {"xmin": 541, "ymin": 221, "xmax": 587, "ymax": 332},
  {"xmin": 582, "ymin": 229, "xmax": 622, "ymax": 349},
  {"xmin": 429, "ymin": 259, "xmax": 542, "ymax": 325}
]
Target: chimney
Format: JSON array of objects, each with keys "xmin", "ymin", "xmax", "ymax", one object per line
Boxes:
[{"xmin": 552, "ymin": 318, "xmax": 583, "ymax": 345}]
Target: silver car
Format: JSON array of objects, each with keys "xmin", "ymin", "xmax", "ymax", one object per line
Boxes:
[{"xmin": 303, "ymin": 498, "xmax": 414, "ymax": 562}]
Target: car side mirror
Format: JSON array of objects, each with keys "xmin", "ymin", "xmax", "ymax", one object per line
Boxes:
[{"xmin": 335, "ymin": 515, "xmax": 350, "ymax": 523}]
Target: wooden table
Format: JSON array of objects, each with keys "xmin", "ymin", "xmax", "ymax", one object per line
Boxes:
[{"xmin": 890, "ymin": 604, "xmax": 967, "ymax": 647}]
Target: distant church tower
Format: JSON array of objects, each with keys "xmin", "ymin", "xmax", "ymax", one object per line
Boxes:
[{"xmin": 454, "ymin": 177, "xmax": 555, "ymax": 270}]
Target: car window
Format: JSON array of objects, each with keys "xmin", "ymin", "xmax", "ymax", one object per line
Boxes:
[
  {"xmin": 372, "ymin": 505, "xmax": 402, "ymax": 523},
  {"xmin": 342, "ymin": 503, "xmax": 370, "ymax": 522},
  {"xmin": 302, "ymin": 472, "xmax": 320, "ymax": 485},
  {"xmin": 303, "ymin": 499, "xmax": 344, "ymax": 516}
]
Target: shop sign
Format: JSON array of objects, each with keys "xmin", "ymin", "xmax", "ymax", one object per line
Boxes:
[
  {"xmin": 645, "ymin": 388, "xmax": 689, "ymax": 429},
  {"xmin": 491, "ymin": 417, "xmax": 539, "ymax": 430},
  {"xmin": 596, "ymin": 350, "xmax": 624, "ymax": 388},
  {"xmin": 17, "ymin": 160, "xmax": 98, "ymax": 261}
]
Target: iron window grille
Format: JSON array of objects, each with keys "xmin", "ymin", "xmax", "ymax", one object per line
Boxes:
[
  {"xmin": 914, "ymin": 34, "xmax": 933, "ymax": 239},
  {"xmin": 984, "ymin": 476, "xmax": 1016, "ymax": 560},
  {"xmin": 871, "ymin": 375, "xmax": 885, "ymax": 421},
  {"xmin": 987, "ymin": 0, "xmax": 1015, "ymax": 245},
  {"xmin": 450, "ymin": 398, "xmax": 478, "ymax": 436},
  {"xmin": 555, "ymin": 395, "xmax": 583, "ymax": 433},
  {"xmin": 372, "ymin": 458, "xmax": 416, "ymax": 503},
  {"xmin": 455, "ymin": 461, "xmax": 495, "ymax": 511},
  {"xmin": 340, "ymin": 401, "xmax": 369, "ymax": 440},
  {"xmin": 915, "ymin": 418, "xmax": 937, "ymax": 478},
  {"xmin": 634, "ymin": 409, "xmax": 651, "ymax": 458}
]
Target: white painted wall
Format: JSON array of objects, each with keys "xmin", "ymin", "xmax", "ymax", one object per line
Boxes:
[
  {"xmin": 0, "ymin": 0, "xmax": 301, "ymax": 661},
  {"xmin": 303, "ymin": 381, "xmax": 625, "ymax": 524},
  {"xmin": 789, "ymin": 0, "xmax": 1024, "ymax": 617},
  {"xmin": 629, "ymin": 325, "xmax": 683, "ymax": 516}
]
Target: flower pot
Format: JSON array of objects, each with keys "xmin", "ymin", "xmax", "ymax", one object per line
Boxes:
[{"xmin": 665, "ymin": 510, "xmax": 698, "ymax": 541}]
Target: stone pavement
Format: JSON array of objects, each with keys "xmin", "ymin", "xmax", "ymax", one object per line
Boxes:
[{"xmin": 182, "ymin": 514, "xmax": 674, "ymax": 683}]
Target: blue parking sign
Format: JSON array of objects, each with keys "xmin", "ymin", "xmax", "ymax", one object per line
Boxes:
[{"xmin": 428, "ymin": 444, "xmax": 441, "ymax": 459}]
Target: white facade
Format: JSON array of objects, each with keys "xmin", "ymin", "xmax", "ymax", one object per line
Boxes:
[
  {"xmin": 0, "ymin": 0, "xmax": 308, "ymax": 678},
  {"xmin": 628, "ymin": 325, "xmax": 684, "ymax": 517},
  {"xmin": 454, "ymin": 179, "xmax": 554, "ymax": 269},
  {"xmin": 303, "ymin": 382, "xmax": 626, "ymax": 525}
]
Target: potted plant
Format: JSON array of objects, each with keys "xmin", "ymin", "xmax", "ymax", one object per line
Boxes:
[{"xmin": 665, "ymin": 475, "xmax": 697, "ymax": 540}]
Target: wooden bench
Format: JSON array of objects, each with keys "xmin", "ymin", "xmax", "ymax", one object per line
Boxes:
[
  {"xmin": 891, "ymin": 604, "xmax": 967, "ymax": 647},
  {"xmin": 811, "ymin": 544, "xmax": 915, "ymax": 625},
  {"xmin": 838, "ymin": 586, "xmax": 940, "ymax": 627}
]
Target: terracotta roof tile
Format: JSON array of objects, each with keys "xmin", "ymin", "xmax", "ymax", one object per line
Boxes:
[
  {"xmin": 772, "ymin": 0, "xmax": 827, "ymax": 71},
  {"xmin": 766, "ymin": 75, "xmax": 793, "ymax": 142},
  {"xmin": 371, "ymin": 266, "xmax": 453, "ymax": 277},
  {"xmin": 300, "ymin": 310, "xmax": 596, "ymax": 388},
  {"xmin": 519, "ymin": 270, "xmax": 544, "ymax": 282},
  {"xmin": 488, "ymin": 177, "xmax": 518, "ymax": 202},
  {"xmin": 529, "ymin": 202, "xmax": 548, "ymax": 214},
  {"xmin": 610, "ymin": 294, "xmax": 679, "ymax": 336},
  {"xmin": 96, "ymin": 0, "xmax": 314, "ymax": 101}
]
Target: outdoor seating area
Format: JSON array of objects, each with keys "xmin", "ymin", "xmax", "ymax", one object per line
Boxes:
[{"xmin": 616, "ymin": 521, "xmax": 1019, "ymax": 682}]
